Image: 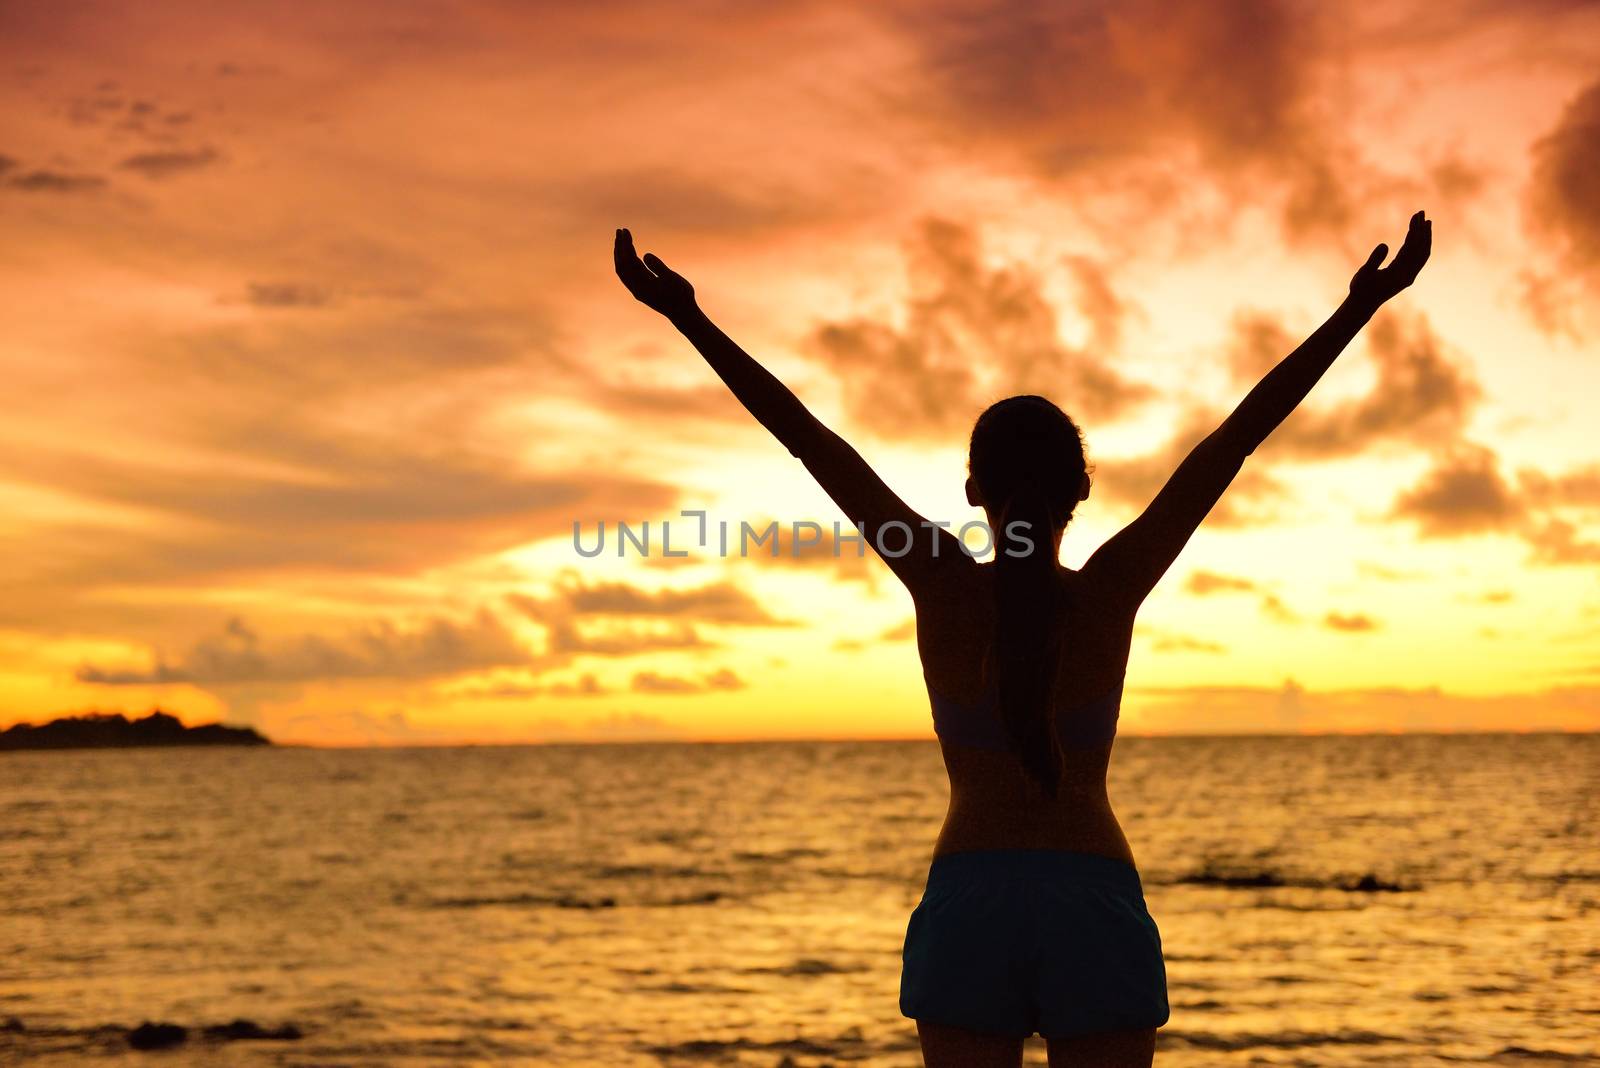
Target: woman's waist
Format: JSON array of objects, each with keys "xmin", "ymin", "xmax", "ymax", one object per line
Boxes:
[
  {"xmin": 920, "ymin": 845, "xmax": 1146, "ymax": 896},
  {"xmin": 934, "ymin": 797, "xmax": 1135, "ymax": 868}
]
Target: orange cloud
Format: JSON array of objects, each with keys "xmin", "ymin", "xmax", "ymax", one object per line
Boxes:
[
  {"xmin": 881, "ymin": 0, "xmax": 1356, "ymax": 235},
  {"xmin": 1389, "ymin": 444, "xmax": 1525, "ymax": 536},
  {"xmin": 808, "ymin": 218, "xmax": 1154, "ymax": 439},
  {"xmin": 77, "ymin": 610, "xmax": 534, "ymax": 687},
  {"xmin": 1324, "ymin": 611, "xmax": 1380, "ymax": 632},
  {"xmin": 631, "ymin": 668, "xmax": 745, "ymax": 694},
  {"xmin": 1528, "ymin": 77, "xmax": 1600, "ymax": 277}
]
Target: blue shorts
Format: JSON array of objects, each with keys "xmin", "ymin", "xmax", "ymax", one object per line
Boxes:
[{"xmin": 900, "ymin": 849, "xmax": 1169, "ymax": 1039}]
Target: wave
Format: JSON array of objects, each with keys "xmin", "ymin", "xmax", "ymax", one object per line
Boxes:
[
  {"xmin": 0, "ymin": 1017, "xmax": 301, "ymax": 1054},
  {"xmin": 0, "ymin": 828, "xmax": 53, "ymax": 842},
  {"xmin": 739, "ymin": 957, "xmax": 864, "ymax": 977},
  {"xmin": 641, "ymin": 1026, "xmax": 871, "ymax": 1061},
  {"xmin": 731, "ymin": 847, "xmax": 829, "ymax": 862},
  {"xmin": 1486, "ymin": 1046, "xmax": 1599, "ymax": 1062},
  {"xmin": 1160, "ymin": 1027, "xmax": 1404, "ymax": 1051},
  {"xmin": 632, "ymin": 980, "xmax": 756, "ymax": 995},
  {"xmin": 1172, "ymin": 998, "xmax": 1227, "ymax": 1011},
  {"xmin": 590, "ymin": 863, "xmax": 725, "ymax": 880},
  {"xmin": 428, "ymin": 891, "xmax": 619, "ymax": 909},
  {"xmin": 658, "ymin": 890, "xmax": 725, "ymax": 906},
  {"xmin": 1167, "ymin": 867, "xmax": 1417, "ymax": 892},
  {"xmin": 425, "ymin": 888, "xmax": 725, "ymax": 910}
]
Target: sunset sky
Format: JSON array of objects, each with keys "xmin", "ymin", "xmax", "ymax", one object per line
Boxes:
[{"xmin": 2, "ymin": 0, "xmax": 1598, "ymax": 744}]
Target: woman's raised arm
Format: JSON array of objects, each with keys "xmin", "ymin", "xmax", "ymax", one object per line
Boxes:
[
  {"xmin": 1084, "ymin": 211, "xmax": 1433, "ymax": 610},
  {"xmin": 613, "ymin": 228, "xmax": 964, "ymax": 591}
]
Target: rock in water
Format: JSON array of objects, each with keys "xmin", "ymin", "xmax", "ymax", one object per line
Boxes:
[
  {"xmin": 203, "ymin": 1018, "xmax": 303, "ymax": 1041},
  {"xmin": 127, "ymin": 1022, "xmax": 188, "ymax": 1049}
]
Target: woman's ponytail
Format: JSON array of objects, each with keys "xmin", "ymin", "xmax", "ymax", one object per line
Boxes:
[
  {"xmin": 968, "ymin": 393, "xmax": 1088, "ymax": 798},
  {"xmin": 989, "ymin": 484, "xmax": 1069, "ymax": 799}
]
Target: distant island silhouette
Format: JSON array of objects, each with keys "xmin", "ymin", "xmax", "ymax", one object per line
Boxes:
[{"xmin": 0, "ymin": 710, "xmax": 270, "ymax": 751}]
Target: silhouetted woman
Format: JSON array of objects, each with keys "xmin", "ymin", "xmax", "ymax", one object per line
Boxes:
[{"xmin": 614, "ymin": 212, "xmax": 1431, "ymax": 1068}]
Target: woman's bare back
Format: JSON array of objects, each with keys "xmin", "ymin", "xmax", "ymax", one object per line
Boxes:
[{"xmin": 912, "ymin": 555, "xmax": 1140, "ymax": 864}]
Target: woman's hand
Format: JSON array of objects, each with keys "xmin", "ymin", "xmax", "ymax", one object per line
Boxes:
[
  {"xmin": 1348, "ymin": 210, "xmax": 1432, "ymax": 308},
  {"xmin": 614, "ymin": 228, "xmax": 698, "ymax": 321}
]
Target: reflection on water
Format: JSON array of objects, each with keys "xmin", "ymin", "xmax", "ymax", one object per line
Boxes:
[{"xmin": 2, "ymin": 734, "xmax": 1596, "ymax": 1065}]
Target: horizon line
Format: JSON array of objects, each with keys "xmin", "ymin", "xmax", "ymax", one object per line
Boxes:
[{"xmin": 216, "ymin": 726, "xmax": 1600, "ymax": 749}]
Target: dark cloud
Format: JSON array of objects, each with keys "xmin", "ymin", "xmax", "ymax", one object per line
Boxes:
[
  {"xmin": 502, "ymin": 577, "xmax": 791, "ymax": 668},
  {"xmin": 571, "ymin": 583, "xmax": 779, "ymax": 624},
  {"xmin": 6, "ymin": 169, "xmax": 106, "ymax": 192},
  {"xmin": 1225, "ymin": 309, "xmax": 1298, "ymax": 384},
  {"xmin": 806, "ymin": 218, "xmax": 1155, "ymax": 440},
  {"xmin": 1267, "ymin": 313, "xmax": 1481, "ymax": 458},
  {"xmin": 67, "ymin": 93, "xmax": 125, "ymax": 125},
  {"xmin": 1426, "ymin": 155, "xmax": 1489, "ymax": 208},
  {"xmin": 716, "ymin": 518, "xmax": 879, "ymax": 583},
  {"xmin": 544, "ymin": 619, "xmax": 713, "ymax": 657},
  {"xmin": 129, "ymin": 303, "xmax": 556, "ymax": 402},
  {"xmin": 1117, "ymin": 311, "xmax": 1476, "ymax": 533},
  {"xmin": 881, "ymin": 0, "xmax": 1357, "ymax": 238},
  {"xmin": 560, "ymin": 168, "xmax": 818, "ymax": 235},
  {"xmin": 1060, "ymin": 254, "xmax": 1131, "ymax": 353},
  {"xmin": 246, "ymin": 282, "xmax": 333, "ymax": 308},
  {"xmin": 1178, "ymin": 568, "xmax": 1296, "ymax": 623},
  {"xmin": 1527, "ymin": 76, "xmax": 1600, "ymax": 277},
  {"xmin": 1516, "ymin": 270, "xmax": 1585, "ymax": 341},
  {"xmin": 527, "ymin": 578, "xmax": 790, "ymax": 627},
  {"xmin": 593, "ymin": 381, "xmax": 750, "ymax": 424},
  {"xmin": 458, "ymin": 673, "xmax": 608, "ymax": 699},
  {"xmin": 0, "ymin": 290, "xmax": 669, "ymax": 590},
  {"xmin": 2, "ymin": 438, "xmax": 678, "ymax": 589},
  {"xmin": 53, "ymin": 82, "xmax": 194, "ymax": 142},
  {"xmin": 1389, "ymin": 445, "xmax": 1600, "ymax": 567},
  {"xmin": 545, "ymin": 674, "xmax": 608, "ymax": 696},
  {"xmin": 0, "ymin": 301, "xmax": 568, "ymax": 603},
  {"xmin": 1388, "ymin": 444, "xmax": 1525, "ymax": 537},
  {"xmin": 631, "ymin": 668, "xmax": 744, "ymax": 694},
  {"xmin": 1086, "ymin": 406, "xmax": 1289, "ymax": 525},
  {"xmin": 1516, "ymin": 463, "xmax": 1600, "ymax": 509},
  {"xmin": 1324, "ymin": 611, "xmax": 1379, "ymax": 632},
  {"xmin": 1378, "ymin": 0, "xmax": 1600, "ymax": 42},
  {"xmin": 77, "ymin": 610, "xmax": 532, "ymax": 685},
  {"xmin": 119, "ymin": 146, "xmax": 220, "ymax": 178}
]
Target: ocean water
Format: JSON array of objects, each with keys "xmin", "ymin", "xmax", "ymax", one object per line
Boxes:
[{"xmin": 1, "ymin": 734, "xmax": 1596, "ymax": 1067}]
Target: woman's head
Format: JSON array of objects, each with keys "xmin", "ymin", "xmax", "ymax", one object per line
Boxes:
[
  {"xmin": 966, "ymin": 394, "xmax": 1091, "ymax": 535},
  {"xmin": 968, "ymin": 395, "xmax": 1091, "ymax": 799}
]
